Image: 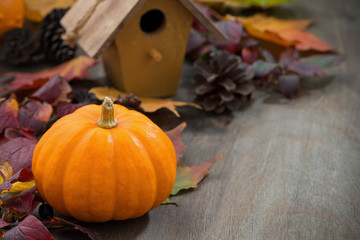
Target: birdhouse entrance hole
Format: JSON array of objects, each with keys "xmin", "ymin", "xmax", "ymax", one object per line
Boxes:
[{"xmin": 140, "ymin": 9, "xmax": 165, "ymax": 34}]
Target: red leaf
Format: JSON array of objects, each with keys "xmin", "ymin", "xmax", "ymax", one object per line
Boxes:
[
  {"xmin": 0, "ymin": 168, "xmax": 34, "ymax": 192},
  {"xmin": 4, "ymin": 215, "xmax": 53, "ymax": 240},
  {"xmin": 0, "ymin": 138, "xmax": 36, "ymax": 172},
  {"xmin": 19, "ymin": 101, "xmax": 53, "ymax": 132},
  {"xmin": 31, "ymin": 75, "xmax": 72, "ymax": 105},
  {"xmin": 288, "ymin": 61, "xmax": 325, "ymax": 77},
  {"xmin": 48, "ymin": 217, "xmax": 102, "ymax": 240},
  {"xmin": 2, "ymin": 187, "xmax": 40, "ymax": 214},
  {"xmin": 165, "ymin": 123, "xmax": 186, "ymax": 159},
  {"xmin": 0, "ymin": 95, "xmax": 19, "ymax": 133},
  {"xmin": 171, "ymin": 154, "xmax": 223, "ymax": 195},
  {"xmin": 4, "ymin": 128, "xmax": 37, "ymax": 142},
  {"xmin": 55, "ymin": 102, "xmax": 84, "ymax": 117},
  {"xmin": 213, "ymin": 20, "xmax": 243, "ymax": 53},
  {"xmin": 241, "ymin": 48, "xmax": 258, "ymax": 64},
  {"xmin": 0, "ymin": 219, "xmax": 10, "ymax": 228},
  {"xmin": 1, "ymin": 56, "xmax": 99, "ymax": 91}
]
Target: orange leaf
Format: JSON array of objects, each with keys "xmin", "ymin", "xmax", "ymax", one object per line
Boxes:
[
  {"xmin": 89, "ymin": 87, "xmax": 201, "ymax": 117},
  {"xmin": 24, "ymin": 0, "xmax": 77, "ymax": 22},
  {"xmin": 1, "ymin": 56, "xmax": 99, "ymax": 91},
  {"xmin": 227, "ymin": 14, "xmax": 333, "ymax": 52}
]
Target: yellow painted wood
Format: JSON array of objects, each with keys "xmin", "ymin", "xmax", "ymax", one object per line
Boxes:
[{"xmin": 102, "ymin": 0, "xmax": 193, "ymax": 97}]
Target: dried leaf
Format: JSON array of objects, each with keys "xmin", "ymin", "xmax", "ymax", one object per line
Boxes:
[
  {"xmin": 0, "ymin": 161, "xmax": 14, "ymax": 184},
  {"xmin": 2, "ymin": 187, "xmax": 40, "ymax": 214},
  {"xmin": 300, "ymin": 55, "xmax": 345, "ymax": 68},
  {"xmin": 56, "ymin": 102, "xmax": 84, "ymax": 117},
  {"xmin": 0, "ymin": 219, "xmax": 10, "ymax": 228},
  {"xmin": 1, "ymin": 56, "xmax": 99, "ymax": 91},
  {"xmin": 24, "ymin": 0, "xmax": 76, "ymax": 22},
  {"xmin": 161, "ymin": 198, "xmax": 178, "ymax": 205},
  {"xmin": 171, "ymin": 154, "xmax": 223, "ymax": 195},
  {"xmin": 89, "ymin": 87, "xmax": 201, "ymax": 117},
  {"xmin": 48, "ymin": 217, "xmax": 102, "ymax": 240},
  {"xmin": 0, "ymin": 168, "xmax": 34, "ymax": 193},
  {"xmin": 4, "ymin": 215, "xmax": 53, "ymax": 240},
  {"xmin": 31, "ymin": 75, "xmax": 72, "ymax": 105},
  {"xmin": 165, "ymin": 123, "xmax": 187, "ymax": 159},
  {"xmin": 19, "ymin": 101, "xmax": 53, "ymax": 132},
  {"xmin": 227, "ymin": 14, "xmax": 332, "ymax": 52},
  {"xmin": 0, "ymin": 95, "xmax": 19, "ymax": 133},
  {"xmin": 0, "ymin": 138, "xmax": 37, "ymax": 173},
  {"xmin": 204, "ymin": 0, "xmax": 295, "ymax": 8}
]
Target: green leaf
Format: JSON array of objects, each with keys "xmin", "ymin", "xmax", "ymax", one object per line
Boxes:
[
  {"xmin": 251, "ymin": 60, "xmax": 279, "ymax": 77},
  {"xmin": 171, "ymin": 154, "xmax": 223, "ymax": 196},
  {"xmin": 161, "ymin": 198, "xmax": 178, "ymax": 205},
  {"xmin": 300, "ymin": 55, "xmax": 345, "ymax": 69}
]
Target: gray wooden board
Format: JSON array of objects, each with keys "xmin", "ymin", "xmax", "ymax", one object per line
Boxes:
[{"xmin": 1, "ymin": 0, "xmax": 360, "ymax": 239}]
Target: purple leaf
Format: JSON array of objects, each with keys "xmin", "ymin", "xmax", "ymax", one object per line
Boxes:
[
  {"xmin": 288, "ymin": 61, "xmax": 325, "ymax": 77},
  {"xmin": 186, "ymin": 29, "xmax": 207, "ymax": 54},
  {"xmin": 279, "ymin": 48, "xmax": 297, "ymax": 69},
  {"xmin": 278, "ymin": 74, "xmax": 300, "ymax": 98},
  {"xmin": 241, "ymin": 48, "xmax": 258, "ymax": 64},
  {"xmin": 4, "ymin": 128, "xmax": 37, "ymax": 142},
  {"xmin": 31, "ymin": 75, "xmax": 72, "ymax": 105},
  {"xmin": 258, "ymin": 46, "xmax": 276, "ymax": 63},
  {"xmin": 251, "ymin": 60, "xmax": 279, "ymax": 77},
  {"xmin": 0, "ymin": 219, "xmax": 11, "ymax": 228},
  {"xmin": 2, "ymin": 187, "xmax": 40, "ymax": 214},
  {"xmin": 212, "ymin": 20, "xmax": 243, "ymax": 53},
  {"xmin": 0, "ymin": 95, "xmax": 19, "ymax": 133},
  {"xmin": 0, "ymin": 138, "xmax": 36, "ymax": 172},
  {"xmin": 48, "ymin": 217, "xmax": 102, "ymax": 240},
  {"xmin": 192, "ymin": 3, "xmax": 212, "ymax": 32},
  {"xmin": 0, "ymin": 168, "xmax": 33, "ymax": 192},
  {"xmin": 56, "ymin": 102, "xmax": 84, "ymax": 117},
  {"xmin": 19, "ymin": 100, "xmax": 53, "ymax": 132},
  {"xmin": 4, "ymin": 215, "xmax": 53, "ymax": 240}
]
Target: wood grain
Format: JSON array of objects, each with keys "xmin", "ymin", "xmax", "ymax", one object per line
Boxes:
[{"xmin": 1, "ymin": 0, "xmax": 359, "ymax": 239}]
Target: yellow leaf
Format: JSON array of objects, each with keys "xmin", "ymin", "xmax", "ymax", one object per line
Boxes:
[
  {"xmin": 2, "ymin": 180, "xmax": 35, "ymax": 194},
  {"xmin": 89, "ymin": 87, "xmax": 201, "ymax": 117},
  {"xmin": 0, "ymin": 161, "xmax": 14, "ymax": 184},
  {"xmin": 226, "ymin": 14, "xmax": 333, "ymax": 52},
  {"xmin": 24, "ymin": 0, "xmax": 77, "ymax": 22}
]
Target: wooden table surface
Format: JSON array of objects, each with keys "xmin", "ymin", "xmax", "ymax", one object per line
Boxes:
[{"xmin": 2, "ymin": 0, "xmax": 360, "ymax": 239}]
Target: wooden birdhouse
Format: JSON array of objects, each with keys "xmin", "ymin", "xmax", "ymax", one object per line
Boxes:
[{"xmin": 61, "ymin": 0, "xmax": 226, "ymax": 97}]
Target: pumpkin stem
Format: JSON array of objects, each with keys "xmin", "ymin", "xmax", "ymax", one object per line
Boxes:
[{"xmin": 96, "ymin": 97, "xmax": 118, "ymax": 129}]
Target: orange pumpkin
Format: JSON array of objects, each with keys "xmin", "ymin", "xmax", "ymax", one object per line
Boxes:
[
  {"xmin": 0, "ymin": 0, "xmax": 25, "ymax": 40},
  {"xmin": 32, "ymin": 97, "xmax": 177, "ymax": 222}
]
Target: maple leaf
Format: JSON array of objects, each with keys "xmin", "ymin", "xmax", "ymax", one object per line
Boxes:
[
  {"xmin": 31, "ymin": 75, "xmax": 72, "ymax": 105},
  {"xmin": 1, "ymin": 56, "xmax": 99, "ymax": 92},
  {"xmin": 0, "ymin": 95, "xmax": 19, "ymax": 133},
  {"xmin": 89, "ymin": 87, "xmax": 201, "ymax": 117},
  {"xmin": 4, "ymin": 215, "xmax": 54, "ymax": 240},
  {"xmin": 24, "ymin": 0, "xmax": 76, "ymax": 22},
  {"xmin": 19, "ymin": 101, "xmax": 53, "ymax": 132},
  {"xmin": 165, "ymin": 123, "xmax": 187, "ymax": 159},
  {"xmin": 227, "ymin": 14, "xmax": 333, "ymax": 52},
  {"xmin": 0, "ymin": 138, "xmax": 37, "ymax": 172},
  {"xmin": 171, "ymin": 154, "xmax": 223, "ymax": 195}
]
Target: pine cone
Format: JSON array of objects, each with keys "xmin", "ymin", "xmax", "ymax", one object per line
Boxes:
[
  {"xmin": 39, "ymin": 9, "xmax": 76, "ymax": 62},
  {"xmin": 115, "ymin": 94, "xmax": 144, "ymax": 113},
  {"xmin": 2, "ymin": 28, "xmax": 39, "ymax": 65},
  {"xmin": 192, "ymin": 50, "xmax": 255, "ymax": 113}
]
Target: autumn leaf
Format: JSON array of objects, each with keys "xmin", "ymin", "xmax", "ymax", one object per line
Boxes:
[
  {"xmin": 31, "ymin": 75, "xmax": 72, "ymax": 105},
  {"xmin": 227, "ymin": 14, "xmax": 332, "ymax": 52},
  {"xmin": 198, "ymin": 0, "xmax": 294, "ymax": 8},
  {"xmin": 4, "ymin": 128, "xmax": 37, "ymax": 142},
  {"xmin": 165, "ymin": 123, "xmax": 187, "ymax": 159},
  {"xmin": 212, "ymin": 20, "xmax": 243, "ymax": 53},
  {"xmin": 0, "ymin": 95, "xmax": 19, "ymax": 133},
  {"xmin": 4, "ymin": 215, "xmax": 54, "ymax": 240},
  {"xmin": 1, "ymin": 56, "xmax": 99, "ymax": 91},
  {"xmin": 171, "ymin": 154, "xmax": 223, "ymax": 195},
  {"xmin": 278, "ymin": 74, "xmax": 300, "ymax": 98},
  {"xmin": 0, "ymin": 168, "xmax": 34, "ymax": 193},
  {"xmin": 47, "ymin": 217, "xmax": 102, "ymax": 240},
  {"xmin": 0, "ymin": 161, "xmax": 14, "ymax": 184},
  {"xmin": 300, "ymin": 55, "xmax": 345, "ymax": 69},
  {"xmin": 89, "ymin": 87, "xmax": 201, "ymax": 117},
  {"xmin": 0, "ymin": 138, "xmax": 37, "ymax": 172},
  {"xmin": 24, "ymin": 0, "xmax": 76, "ymax": 22},
  {"xmin": 19, "ymin": 101, "xmax": 53, "ymax": 132},
  {"xmin": 251, "ymin": 60, "xmax": 279, "ymax": 77},
  {"xmin": 56, "ymin": 102, "xmax": 84, "ymax": 117},
  {"xmin": 2, "ymin": 187, "xmax": 40, "ymax": 214},
  {"xmin": 0, "ymin": 162, "xmax": 35, "ymax": 195}
]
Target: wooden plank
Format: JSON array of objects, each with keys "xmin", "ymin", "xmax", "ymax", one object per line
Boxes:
[
  {"xmin": 60, "ymin": 0, "xmax": 146, "ymax": 58},
  {"xmin": 178, "ymin": 0, "xmax": 227, "ymax": 41}
]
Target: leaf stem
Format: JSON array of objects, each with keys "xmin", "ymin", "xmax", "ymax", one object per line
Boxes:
[{"xmin": 96, "ymin": 97, "xmax": 118, "ymax": 129}]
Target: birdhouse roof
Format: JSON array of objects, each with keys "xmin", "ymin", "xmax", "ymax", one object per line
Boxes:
[{"xmin": 61, "ymin": 0, "xmax": 227, "ymax": 58}]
